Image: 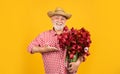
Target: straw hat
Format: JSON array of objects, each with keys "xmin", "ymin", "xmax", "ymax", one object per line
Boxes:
[{"xmin": 47, "ymin": 8, "xmax": 72, "ymax": 19}]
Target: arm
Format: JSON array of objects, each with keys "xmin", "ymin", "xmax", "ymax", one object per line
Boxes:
[
  {"xmin": 28, "ymin": 33, "xmax": 58, "ymax": 54},
  {"xmin": 30, "ymin": 46, "xmax": 58, "ymax": 53}
]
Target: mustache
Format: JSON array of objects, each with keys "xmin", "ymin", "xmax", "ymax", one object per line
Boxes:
[
  {"xmin": 53, "ymin": 21, "xmax": 63, "ymax": 25},
  {"xmin": 53, "ymin": 22, "xmax": 65, "ymax": 31}
]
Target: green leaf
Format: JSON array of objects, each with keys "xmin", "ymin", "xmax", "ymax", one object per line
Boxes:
[{"xmin": 72, "ymin": 53, "xmax": 78, "ymax": 62}]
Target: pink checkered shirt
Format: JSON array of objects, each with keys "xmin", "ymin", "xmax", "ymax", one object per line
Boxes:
[{"xmin": 28, "ymin": 29, "xmax": 69, "ymax": 74}]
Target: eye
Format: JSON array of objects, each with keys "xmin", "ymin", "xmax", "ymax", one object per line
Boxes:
[
  {"xmin": 61, "ymin": 18, "xmax": 65, "ymax": 21},
  {"xmin": 55, "ymin": 17, "xmax": 59, "ymax": 19}
]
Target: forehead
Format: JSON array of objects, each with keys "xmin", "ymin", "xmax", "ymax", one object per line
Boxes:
[{"xmin": 51, "ymin": 15, "xmax": 66, "ymax": 19}]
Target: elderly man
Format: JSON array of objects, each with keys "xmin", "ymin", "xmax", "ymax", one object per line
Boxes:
[{"xmin": 28, "ymin": 8, "xmax": 83, "ymax": 74}]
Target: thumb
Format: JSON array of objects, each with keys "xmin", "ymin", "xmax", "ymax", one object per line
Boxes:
[
  {"xmin": 69, "ymin": 62, "xmax": 73, "ymax": 67},
  {"xmin": 52, "ymin": 47, "xmax": 59, "ymax": 50}
]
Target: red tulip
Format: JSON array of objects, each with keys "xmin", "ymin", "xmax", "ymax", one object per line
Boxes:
[
  {"xmin": 72, "ymin": 44, "xmax": 76, "ymax": 49},
  {"xmin": 77, "ymin": 45, "xmax": 82, "ymax": 50},
  {"xmin": 63, "ymin": 33, "xmax": 68, "ymax": 39},
  {"xmin": 70, "ymin": 53, "xmax": 74, "ymax": 59},
  {"xmin": 63, "ymin": 26, "xmax": 69, "ymax": 31},
  {"xmin": 71, "ymin": 40, "xmax": 76, "ymax": 44},
  {"xmin": 61, "ymin": 38, "xmax": 66, "ymax": 43},
  {"xmin": 85, "ymin": 52, "xmax": 90, "ymax": 56},
  {"xmin": 77, "ymin": 50, "xmax": 81, "ymax": 53},
  {"xmin": 58, "ymin": 35, "xmax": 62, "ymax": 40},
  {"xmin": 72, "ymin": 50, "xmax": 76, "ymax": 54}
]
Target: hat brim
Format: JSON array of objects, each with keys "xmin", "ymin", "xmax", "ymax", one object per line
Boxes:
[{"xmin": 47, "ymin": 11, "xmax": 72, "ymax": 19}]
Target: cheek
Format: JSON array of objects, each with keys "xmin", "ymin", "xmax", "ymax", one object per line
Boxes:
[
  {"xmin": 52, "ymin": 18, "xmax": 58, "ymax": 22},
  {"xmin": 62, "ymin": 20, "xmax": 66, "ymax": 24},
  {"xmin": 51, "ymin": 17, "xmax": 56, "ymax": 21},
  {"xmin": 51, "ymin": 19, "xmax": 56, "ymax": 23}
]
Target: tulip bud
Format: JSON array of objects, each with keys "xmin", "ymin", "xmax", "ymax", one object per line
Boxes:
[
  {"xmin": 70, "ymin": 54, "xmax": 74, "ymax": 59},
  {"xmin": 64, "ymin": 26, "xmax": 69, "ymax": 31}
]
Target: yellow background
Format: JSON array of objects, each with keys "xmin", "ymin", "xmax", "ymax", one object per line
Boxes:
[{"xmin": 0, "ymin": 0, "xmax": 120, "ymax": 74}]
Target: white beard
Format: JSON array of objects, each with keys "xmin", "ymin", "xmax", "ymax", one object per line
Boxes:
[{"xmin": 52, "ymin": 21, "xmax": 65, "ymax": 31}]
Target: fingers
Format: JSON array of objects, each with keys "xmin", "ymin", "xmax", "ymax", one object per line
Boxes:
[
  {"xmin": 68, "ymin": 62, "xmax": 77, "ymax": 73},
  {"xmin": 69, "ymin": 62, "xmax": 73, "ymax": 67},
  {"xmin": 49, "ymin": 47, "xmax": 58, "ymax": 51},
  {"xmin": 51, "ymin": 47, "xmax": 58, "ymax": 50},
  {"xmin": 68, "ymin": 67, "xmax": 72, "ymax": 72},
  {"xmin": 68, "ymin": 67, "xmax": 76, "ymax": 73},
  {"xmin": 68, "ymin": 68, "xmax": 77, "ymax": 73},
  {"xmin": 68, "ymin": 63, "xmax": 74, "ymax": 72},
  {"xmin": 68, "ymin": 66, "xmax": 72, "ymax": 71},
  {"xmin": 46, "ymin": 46, "xmax": 59, "ymax": 52}
]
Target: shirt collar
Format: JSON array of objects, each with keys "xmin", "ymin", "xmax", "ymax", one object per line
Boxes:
[{"xmin": 50, "ymin": 26, "xmax": 69, "ymax": 36}]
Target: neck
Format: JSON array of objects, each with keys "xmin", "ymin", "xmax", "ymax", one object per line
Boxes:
[{"xmin": 55, "ymin": 29, "xmax": 63, "ymax": 35}]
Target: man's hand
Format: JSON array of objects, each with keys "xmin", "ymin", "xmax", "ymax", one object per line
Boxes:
[
  {"xmin": 45, "ymin": 45, "xmax": 59, "ymax": 52},
  {"xmin": 68, "ymin": 61, "xmax": 80, "ymax": 73},
  {"xmin": 67, "ymin": 56, "xmax": 84, "ymax": 73}
]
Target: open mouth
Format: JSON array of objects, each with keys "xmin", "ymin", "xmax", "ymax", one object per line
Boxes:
[{"xmin": 56, "ymin": 22, "xmax": 63, "ymax": 26}]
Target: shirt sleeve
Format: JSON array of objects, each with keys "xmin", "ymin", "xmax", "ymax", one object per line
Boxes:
[{"xmin": 27, "ymin": 33, "xmax": 44, "ymax": 54}]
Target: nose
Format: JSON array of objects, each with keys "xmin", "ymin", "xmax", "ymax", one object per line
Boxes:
[{"xmin": 58, "ymin": 18, "xmax": 63, "ymax": 23}]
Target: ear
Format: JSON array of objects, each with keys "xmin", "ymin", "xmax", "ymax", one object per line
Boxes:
[{"xmin": 51, "ymin": 16, "xmax": 55, "ymax": 21}]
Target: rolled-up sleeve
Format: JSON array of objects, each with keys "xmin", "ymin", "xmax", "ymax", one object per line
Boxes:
[{"xmin": 27, "ymin": 33, "xmax": 44, "ymax": 54}]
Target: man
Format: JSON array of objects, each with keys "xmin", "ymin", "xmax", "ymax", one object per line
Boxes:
[{"xmin": 28, "ymin": 8, "xmax": 83, "ymax": 74}]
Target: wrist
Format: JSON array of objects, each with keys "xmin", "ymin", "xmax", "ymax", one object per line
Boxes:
[
  {"xmin": 44, "ymin": 46, "xmax": 50, "ymax": 52},
  {"xmin": 76, "ymin": 59, "xmax": 81, "ymax": 65},
  {"xmin": 30, "ymin": 49, "xmax": 34, "ymax": 54},
  {"xmin": 32, "ymin": 46, "xmax": 38, "ymax": 53}
]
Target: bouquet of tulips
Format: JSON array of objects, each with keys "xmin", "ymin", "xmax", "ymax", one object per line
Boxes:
[{"xmin": 58, "ymin": 26, "xmax": 92, "ymax": 63}]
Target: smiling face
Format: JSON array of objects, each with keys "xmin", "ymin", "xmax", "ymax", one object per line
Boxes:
[{"xmin": 51, "ymin": 15, "xmax": 67, "ymax": 31}]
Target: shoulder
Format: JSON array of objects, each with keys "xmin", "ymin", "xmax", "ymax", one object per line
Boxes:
[{"xmin": 38, "ymin": 30, "xmax": 52, "ymax": 37}]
